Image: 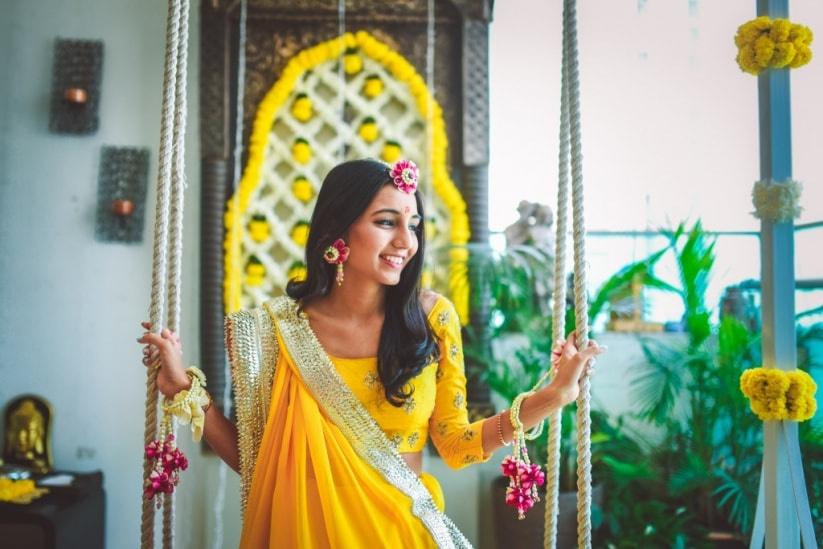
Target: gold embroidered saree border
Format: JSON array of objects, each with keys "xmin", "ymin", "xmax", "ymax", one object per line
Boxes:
[
  {"xmin": 265, "ymin": 296, "xmax": 473, "ymax": 549},
  {"xmin": 225, "ymin": 305, "xmax": 279, "ymax": 518}
]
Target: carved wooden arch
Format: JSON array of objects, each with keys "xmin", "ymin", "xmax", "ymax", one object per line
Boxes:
[{"xmin": 199, "ymin": 0, "xmax": 494, "ymax": 414}]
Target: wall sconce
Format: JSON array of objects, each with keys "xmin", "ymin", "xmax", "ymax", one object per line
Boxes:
[
  {"xmin": 49, "ymin": 38, "xmax": 103, "ymax": 134},
  {"xmin": 95, "ymin": 146, "xmax": 150, "ymax": 243}
]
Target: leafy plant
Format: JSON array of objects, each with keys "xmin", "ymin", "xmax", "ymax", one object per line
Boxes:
[{"xmin": 596, "ymin": 221, "xmax": 823, "ymax": 545}]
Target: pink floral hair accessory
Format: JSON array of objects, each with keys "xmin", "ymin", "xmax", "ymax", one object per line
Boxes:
[
  {"xmin": 389, "ymin": 159, "xmax": 419, "ymax": 193},
  {"xmin": 324, "ymin": 238, "xmax": 350, "ymax": 286}
]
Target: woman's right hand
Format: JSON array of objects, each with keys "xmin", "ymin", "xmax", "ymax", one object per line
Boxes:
[{"xmin": 137, "ymin": 322, "xmax": 191, "ymax": 398}]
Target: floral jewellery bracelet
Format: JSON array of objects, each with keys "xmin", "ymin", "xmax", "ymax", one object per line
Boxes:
[
  {"xmin": 500, "ymin": 391, "xmax": 546, "ymax": 520},
  {"xmin": 143, "ymin": 367, "xmax": 210, "ymax": 506}
]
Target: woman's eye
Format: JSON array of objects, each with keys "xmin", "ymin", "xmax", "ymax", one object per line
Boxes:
[
  {"xmin": 409, "ymin": 225, "xmax": 421, "ymax": 232},
  {"xmin": 376, "ymin": 219, "xmax": 394, "ymax": 227}
]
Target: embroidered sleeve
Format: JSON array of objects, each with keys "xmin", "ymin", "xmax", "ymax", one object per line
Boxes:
[{"xmin": 428, "ymin": 298, "xmax": 490, "ymax": 470}]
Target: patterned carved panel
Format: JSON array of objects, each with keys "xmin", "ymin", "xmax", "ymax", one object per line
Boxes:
[
  {"xmin": 239, "ymin": 10, "xmax": 463, "ymax": 190},
  {"xmin": 462, "ymin": 20, "xmax": 489, "ymax": 166}
]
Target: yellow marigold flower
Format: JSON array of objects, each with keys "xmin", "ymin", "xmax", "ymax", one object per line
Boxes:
[
  {"xmin": 290, "ymin": 222, "xmax": 310, "ymax": 247},
  {"xmin": 245, "ymin": 259, "xmax": 266, "ymax": 287},
  {"xmin": 363, "ymin": 75, "xmax": 384, "ymax": 98},
  {"xmin": 288, "ymin": 262, "xmax": 307, "ymax": 282},
  {"xmin": 785, "ymin": 370, "xmax": 817, "ymax": 421},
  {"xmin": 770, "ymin": 19, "xmax": 792, "ymax": 43},
  {"xmin": 292, "ymin": 138, "xmax": 312, "ymax": 165},
  {"xmin": 248, "ymin": 215, "xmax": 270, "ymax": 243},
  {"xmin": 344, "ymin": 48, "xmax": 363, "ymax": 75},
  {"xmin": 382, "ymin": 140, "xmax": 402, "ymax": 163},
  {"xmin": 740, "ymin": 367, "xmax": 818, "ymax": 422},
  {"xmin": 0, "ymin": 478, "xmax": 44, "ymax": 503},
  {"xmin": 292, "ymin": 176, "xmax": 314, "ymax": 203},
  {"xmin": 291, "ymin": 94, "xmax": 313, "ymax": 122},
  {"xmin": 754, "ymin": 35, "xmax": 776, "ymax": 67},
  {"xmin": 771, "ymin": 42, "xmax": 796, "ymax": 67},
  {"xmin": 359, "ymin": 117, "xmax": 379, "ymax": 143},
  {"xmin": 789, "ymin": 44, "xmax": 812, "ymax": 68},
  {"xmin": 735, "ymin": 16, "xmax": 814, "ymax": 74}
]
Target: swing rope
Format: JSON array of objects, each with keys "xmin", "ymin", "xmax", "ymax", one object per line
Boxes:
[
  {"xmin": 543, "ymin": 0, "xmax": 593, "ymax": 547},
  {"xmin": 140, "ymin": 0, "xmax": 190, "ymax": 547}
]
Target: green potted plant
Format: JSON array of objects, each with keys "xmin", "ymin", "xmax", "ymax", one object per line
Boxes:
[{"xmin": 594, "ymin": 221, "xmax": 823, "ymax": 546}]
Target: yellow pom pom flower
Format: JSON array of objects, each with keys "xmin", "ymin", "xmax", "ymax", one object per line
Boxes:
[
  {"xmin": 363, "ymin": 75, "xmax": 384, "ymax": 98},
  {"xmin": 290, "ymin": 93, "xmax": 313, "ymax": 123},
  {"xmin": 734, "ymin": 16, "xmax": 813, "ymax": 75},
  {"xmin": 288, "ymin": 261, "xmax": 307, "ymax": 282},
  {"xmin": 245, "ymin": 256, "xmax": 266, "ymax": 287},
  {"xmin": 248, "ymin": 214, "xmax": 270, "ymax": 243},
  {"xmin": 0, "ymin": 478, "xmax": 47, "ymax": 503},
  {"xmin": 344, "ymin": 48, "xmax": 363, "ymax": 75},
  {"xmin": 381, "ymin": 140, "xmax": 402, "ymax": 163},
  {"xmin": 358, "ymin": 117, "xmax": 379, "ymax": 143},
  {"xmin": 290, "ymin": 221, "xmax": 310, "ymax": 247},
  {"xmin": 292, "ymin": 176, "xmax": 314, "ymax": 203},
  {"xmin": 292, "ymin": 138, "xmax": 312, "ymax": 165},
  {"xmin": 740, "ymin": 366, "xmax": 818, "ymax": 422}
]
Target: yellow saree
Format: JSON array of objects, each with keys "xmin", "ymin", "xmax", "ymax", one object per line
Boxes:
[{"xmin": 226, "ymin": 296, "xmax": 472, "ymax": 548}]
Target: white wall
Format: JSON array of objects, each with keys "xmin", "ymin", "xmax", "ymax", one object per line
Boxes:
[
  {"xmin": 489, "ymin": 1, "xmax": 823, "ymax": 232},
  {"xmin": 489, "ymin": 0, "xmax": 823, "ymax": 323},
  {"xmin": 0, "ymin": 1, "xmax": 225, "ymax": 547}
]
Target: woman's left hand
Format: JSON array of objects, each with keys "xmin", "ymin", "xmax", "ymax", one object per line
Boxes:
[{"xmin": 547, "ymin": 332, "xmax": 605, "ymax": 406}]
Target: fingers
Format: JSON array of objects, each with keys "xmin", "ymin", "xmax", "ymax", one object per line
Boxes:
[{"xmin": 579, "ymin": 340, "xmax": 606, "ymax": 362}]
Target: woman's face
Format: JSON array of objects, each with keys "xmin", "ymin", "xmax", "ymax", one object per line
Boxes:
[{"xmin": 344, "ymin": 184, "xmax": 421, "ymax": 287}]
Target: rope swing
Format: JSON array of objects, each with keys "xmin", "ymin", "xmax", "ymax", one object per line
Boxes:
[
  {"xmin": 140, "ymin": 0, "xmax": 190, "ymax": 547},
  {"xmin": 137, "ymin": 0, "xmax": 591, "ymax": 547},
  {"xmin": 543, "ymin": 0, "xmax": 594, "ymax": 547}
]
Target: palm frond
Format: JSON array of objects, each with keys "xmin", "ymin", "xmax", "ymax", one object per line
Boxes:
[
  {"xmin": 631, "ymin": 337, "xmax": 688, "ymax": 423},
  {"xmin": 713, "ymin": 469, "xmax": 757, "ymax": 534}
]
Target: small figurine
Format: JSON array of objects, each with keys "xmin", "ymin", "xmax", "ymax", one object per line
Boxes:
[{"xmin": 3, "ymin": 395, "xmax": 53, "ymax": 474}]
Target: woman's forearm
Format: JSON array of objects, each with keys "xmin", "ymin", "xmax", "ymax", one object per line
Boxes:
[
  {"xmin": 202, "ymin": 404, "xmax": 240, "ymax": 473},
  {"xmin": 480, "ymin": 385, "xmax": 571, "ymax": 456}
]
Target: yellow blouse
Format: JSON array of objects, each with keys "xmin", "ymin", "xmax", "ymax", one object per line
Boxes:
[{"xmin": 330, "ymin": 295, "xmax": 490, "ymax": 469}]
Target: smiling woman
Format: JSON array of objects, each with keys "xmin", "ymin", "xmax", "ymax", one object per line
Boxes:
[{"xmin": 140, "ymin": 157, "xmax": 601, "ymax": 548}]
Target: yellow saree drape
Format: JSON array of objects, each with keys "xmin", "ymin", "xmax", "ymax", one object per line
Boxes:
[{"xmin": 230, "ymin": 297, "xmax": 471, "ymax": 549}]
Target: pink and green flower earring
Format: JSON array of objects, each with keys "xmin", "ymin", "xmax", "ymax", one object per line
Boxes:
[{"xmin": 323, "ymin": 238, "xmax": 350, "ymax": 286}]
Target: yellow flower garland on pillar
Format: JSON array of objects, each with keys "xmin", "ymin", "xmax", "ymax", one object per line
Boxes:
[
  {"xmin": 740, "ymin": 366, "xmax": 817, "ymax": 421},
  {"xmin": 225, "ymin": 32, "xmax": 471, "ymax": 322},
  {"xmin": 735, "ymin": 16, "xmax": 813, "ymax": 75}
]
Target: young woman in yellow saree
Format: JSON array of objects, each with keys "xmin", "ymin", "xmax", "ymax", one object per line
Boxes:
[{"xmin": 139, "ymin": 159, "xmax": 602, "ymax": 548}]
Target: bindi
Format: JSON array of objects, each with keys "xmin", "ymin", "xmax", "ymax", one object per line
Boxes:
[{"xmin": 403, "ymin": 206, "xmax": 411, "ymax": 214}]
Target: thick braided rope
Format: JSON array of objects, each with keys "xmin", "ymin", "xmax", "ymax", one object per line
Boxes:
[
  {"xmin": 161, "ymin": 1, "xmax": 190, "ymax": 546},
  {"xmin": 562, "ymin": 0, "xmax": 593, "ymax": 546},
  {"xmin": 543, "ymin": 8, "xmax": 572, "ymax": 546},
  {"xmin": 141, "ymin": 0, "xmax": 181, "ymax": 547}
]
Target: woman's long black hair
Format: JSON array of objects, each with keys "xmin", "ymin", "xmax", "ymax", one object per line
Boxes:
[{"xmin": 286, "ymin": 159, "xmax": 439, "ymax": 406}]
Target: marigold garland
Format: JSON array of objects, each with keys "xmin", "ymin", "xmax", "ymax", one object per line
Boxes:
[
  {"xmin": 740, "ymin": 366, "xmax": 817, "ymax": 421},
  {"xmin": 0, "ymin": 477, "xmax": 48, "ymax": 504},
  {"xmin": 735, "ymin": 16, "xmax": 813, "ymax": 75},
  {"xmin": 224, "ymin": 31, "xmax": 471, "ymax": 322}
]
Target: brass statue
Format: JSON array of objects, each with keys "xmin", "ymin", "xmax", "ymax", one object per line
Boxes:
[{"xmin": 3, "ymin": 395, "xmax": 53, "ymax": 474}]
